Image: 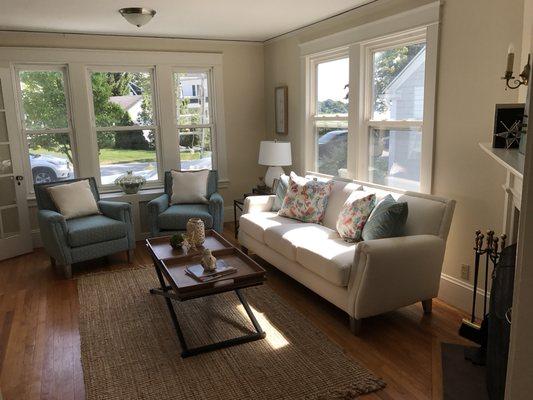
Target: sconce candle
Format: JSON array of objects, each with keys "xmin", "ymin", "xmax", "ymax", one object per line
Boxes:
[{"xmin": 506, "ymin": 43, "xmax": 515, "ymax": 74}]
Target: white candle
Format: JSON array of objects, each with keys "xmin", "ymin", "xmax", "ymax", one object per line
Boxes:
[{"xmin": 506, "ymin": 43, "xmax": 515, "ymax": 73}]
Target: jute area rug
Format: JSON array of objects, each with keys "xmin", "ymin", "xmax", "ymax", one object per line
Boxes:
[{"xmin": 78, "ymin": 267, "xmax": 385, "ymax": 399}]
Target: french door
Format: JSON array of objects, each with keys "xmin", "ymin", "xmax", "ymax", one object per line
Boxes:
[{"xmin": 0, "ymin": 67, "xmax": 32, "ymax": 260}]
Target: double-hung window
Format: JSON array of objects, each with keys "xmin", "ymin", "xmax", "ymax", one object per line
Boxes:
[
  {"xmin": 89, "ymin": 68, "xmax": 160, "ymax": 186},
  {"xmin": 15, "ymin": 66, "xmax": 75, "ymax": 186},
  {"xmin": 366, "ymin": 39, "xmax": 426, "ymax": 191},
  {"xmin": 305, "ymin": 24, "xmax": 436, "ymax": 193},
  {"xmin": 310, "ymin": 54, "xmax": 349, "ymax": 177},
  {"xmin": 174, "ymin": 69, "xmax": 214, "ymax": 171}
]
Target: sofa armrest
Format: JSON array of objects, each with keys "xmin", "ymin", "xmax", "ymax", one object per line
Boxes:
[
  {"xmin": 208, "ymin": 192, "xmax": 224, "ymax": 233},
  {"xmin": 243, "ymin": 195, "xmax": 276, "ymax": 214},
  {"xmin": 349, "ymin": 235, "xmax": 445, "ymax": 319},
  {"xmin": 98, "ymin": 200, "xmax": 131, "ymax": 222},
  {"xmin": 37, "ymin": 209, "xmax": 71, "ymax": 265}
]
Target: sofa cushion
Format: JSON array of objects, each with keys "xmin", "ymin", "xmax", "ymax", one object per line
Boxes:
[
  {"xmin": 322, "ymin": 180, "xmax": 362, "ymax": 230},
  {"xmin": 264, "ymin": 223, "xmax": 335, "ymax": 261},
  {"xmin": 158, "ymin": 204, "xmax": 213, "ymax": 231},
  {"xmin": 239, "ymin": 212, "xmax": 295, "ymax": 243},
  {"xmin": 67, "ymin": 215, "xmax": 127, "ymax": 247},
  {"xmin": 296, "ymin": 236, "xmax": 356, "ymax": 287}
]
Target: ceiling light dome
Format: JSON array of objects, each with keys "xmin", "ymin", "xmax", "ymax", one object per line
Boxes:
[{"xmin": 119, "ymin": 7, "xmax": 156, "ymax": 27}]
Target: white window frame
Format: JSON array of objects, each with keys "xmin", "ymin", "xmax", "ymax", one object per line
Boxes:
[
  {"xmin": 86, "ymin": 65, "xmax": 162, "ymax": 188},
  {"xmin": 307, "ymin": 49, "xmax": 350, "ymax": 176},
  {"xmin": 1, "ymin": 47, "xmax": 229, "ymax": 196},
  {"xmin": 173, "ymin": 67, "xmax": 218, "ymax": 171},
  {"xmin": 359, "ymin": 29, "xmax": 430, "ymax": 192},
  {"xmin": 13, "ymin": 64, "xmax": 78, "ymax": 194},
  {"xmin": 301, "ymin": 2, "xmax": 439, "ymax": 193}
]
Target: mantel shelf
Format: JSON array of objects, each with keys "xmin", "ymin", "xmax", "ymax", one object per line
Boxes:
[{"xmin": 479, "ymin": 142, "xmax": 524, "ymax": 179}]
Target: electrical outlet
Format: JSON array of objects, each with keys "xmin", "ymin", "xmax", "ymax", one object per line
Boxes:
[{"xmin": 461, "ymin": 264, "xmax": 471, "ymax": 281}]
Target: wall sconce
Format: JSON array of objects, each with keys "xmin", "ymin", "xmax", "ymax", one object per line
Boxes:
[{"xmin": 502, "ymin": 43, "xmax": 530, "ymax": 90}]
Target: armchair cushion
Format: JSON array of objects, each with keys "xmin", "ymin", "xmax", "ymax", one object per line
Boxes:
[
  {"xmin": 66, "ymin": 215, "xmax": 127, "ymax": 247},
  {"xmin": 157, "ymin": 204, "xmax": 213, "ymax": 231},
  {"xmin": 47, "ymin": 179, "xmax": 100, "ymax": 219}
]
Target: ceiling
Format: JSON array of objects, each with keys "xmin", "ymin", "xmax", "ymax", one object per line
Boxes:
[{"xmin": 0, "ymin": 0, "xmax": 373, "ymax": 42}]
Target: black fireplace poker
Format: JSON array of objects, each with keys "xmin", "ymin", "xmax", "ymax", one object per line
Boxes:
[{"xmin": 459, "ymin": 229, "xmax": 506, "ymax": 365}]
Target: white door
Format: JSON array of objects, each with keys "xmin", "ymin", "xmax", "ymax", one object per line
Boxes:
[{"xmin": 0, "ymin": 67, "xmax": 32, "ymax": 260}]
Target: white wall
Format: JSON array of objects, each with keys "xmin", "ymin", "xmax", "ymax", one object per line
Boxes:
[{"xmin": 263, "ymin": 0, "xmax": 524, "ymax": 312}]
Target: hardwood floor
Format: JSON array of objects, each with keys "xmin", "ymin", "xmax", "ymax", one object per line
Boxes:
[{"xmin": 0, "ymin": 223, "xmax": 469, "ymax": 399}]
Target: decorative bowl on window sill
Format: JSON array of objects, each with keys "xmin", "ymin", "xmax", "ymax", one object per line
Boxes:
[{"xmin": 115, "ymin": 171, "xmax": 146, "ymax": 194}]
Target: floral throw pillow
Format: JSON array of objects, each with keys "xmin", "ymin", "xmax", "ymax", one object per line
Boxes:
[
  {"xmin": 336, "ymin": 192, "xmax": 377, "ymax": 242},
  {"xmin": 278, "ymin": 174, "xmax": 333, "ymax": 224}
]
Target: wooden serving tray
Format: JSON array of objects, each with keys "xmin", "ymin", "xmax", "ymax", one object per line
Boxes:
[
  {"xmin": 146, "ymin": 230, "xmax": 234, "ymax": 261},
  {"xmin": 160, "ymin": 247, "xmax": 266, "ymax": 301}
]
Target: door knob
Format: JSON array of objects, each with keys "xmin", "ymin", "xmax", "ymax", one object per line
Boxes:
[{"xmin": 15, "ymin": 175, "xmax": 23, "ymax": 185}]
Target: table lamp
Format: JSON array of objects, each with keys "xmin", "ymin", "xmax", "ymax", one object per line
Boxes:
[{"xmin": 258, "ymin": 140, "xmax": 292, "ymax": 188}]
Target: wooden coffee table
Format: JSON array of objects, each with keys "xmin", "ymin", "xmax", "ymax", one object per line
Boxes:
[{"xmin": 146, "ymin": 230, "xmax": 267, "ymax": 358}]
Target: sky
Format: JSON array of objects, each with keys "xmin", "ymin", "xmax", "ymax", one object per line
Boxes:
[{"xmin": 317, "ymin": 57, "xmax": 349, "ymax": 103}]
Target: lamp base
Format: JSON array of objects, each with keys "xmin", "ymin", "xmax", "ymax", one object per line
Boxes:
[{"xmin": 265, "ymin": 166, "xmax": 285, "ymax": 188}]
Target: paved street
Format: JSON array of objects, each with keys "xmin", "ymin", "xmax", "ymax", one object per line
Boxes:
[{"xmin": 99, "ymin": 157, "xmax": 212, "ymax": 185}]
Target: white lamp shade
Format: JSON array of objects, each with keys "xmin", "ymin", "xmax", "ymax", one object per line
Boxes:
[{"xmin": 258, "ymin": 141, "xmax": 292, "ymax": 166}]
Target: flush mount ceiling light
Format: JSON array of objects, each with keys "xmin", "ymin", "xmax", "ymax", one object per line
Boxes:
[{"xmin": 119, "ymin": 7, "xmax": 156, "ymax": 28}]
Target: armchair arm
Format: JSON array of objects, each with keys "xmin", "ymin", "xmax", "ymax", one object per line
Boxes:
[
  {"xmin": 208, "ymin": 192, "xmax": 224, "ymax": 233},
  {"xmin": 98, "ymin": 200, "xmax": 135, "ymax": 249},
  {"xmin": 37, "ymin": 209, "xmax": 72, "ymax": 265},
  {"xmin": 147, "ymin": 194, "xmax": 170, "ymax": 236},
  {"xmin": 243, "ymin": 195, "xmax": 276, "ymax": 214},
  {"xmin": 348, "ymin": 235, "xmax": 445, "ymax": 319},
  {"xmin": 98, "ymin": 200, "xmax": 131, "ymax": 222}
]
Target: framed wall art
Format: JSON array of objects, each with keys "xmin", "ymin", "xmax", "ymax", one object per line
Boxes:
[{"xmin": 275, "ymin": 86, "xmax": 288, "ymax": 135}]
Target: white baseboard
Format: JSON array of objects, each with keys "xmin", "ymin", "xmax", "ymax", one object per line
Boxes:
[{"xmin": 438, "ymin": 273, "xmax": 490, "ymax": 320}]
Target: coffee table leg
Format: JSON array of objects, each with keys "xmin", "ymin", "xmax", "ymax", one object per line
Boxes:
[{"xmin": 150, "ymin": 286, "xmax": 266, "ymax": 358}]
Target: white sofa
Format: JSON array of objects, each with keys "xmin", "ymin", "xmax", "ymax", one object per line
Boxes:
[{"xmin": 238, "ymin": 174, "xmax": 455, "ymax": 333}]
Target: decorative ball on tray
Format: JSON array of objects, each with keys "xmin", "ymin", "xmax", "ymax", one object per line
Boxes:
[
  {"xmin": 115, "ymin": 170, "xmax": 146, "ymax": 194},
  {"xmin": 169, "ymin": 233, "xmax": 185, "ymax": 250}
]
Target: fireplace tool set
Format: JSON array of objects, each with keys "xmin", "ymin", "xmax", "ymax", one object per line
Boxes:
[{"xmin": 459, "ymin": 230, "xmax": 506, "ymax": 364}]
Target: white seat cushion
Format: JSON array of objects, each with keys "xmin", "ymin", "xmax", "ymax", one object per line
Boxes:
[
  {"xmin": 264, "ymin": 223, "xmax": 335, "ymax": 261},
  {"xmin": 296, "ymin": 236, "xmax": 357, "ymax": 287},
  {"xmin": 239, "ymin": 212, "xmax": 296, "ymax": 243}
]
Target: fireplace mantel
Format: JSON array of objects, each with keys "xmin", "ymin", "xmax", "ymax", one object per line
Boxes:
[{"xmin": 479, "ymin": 142, "xmax": 523, "ymax": 242}]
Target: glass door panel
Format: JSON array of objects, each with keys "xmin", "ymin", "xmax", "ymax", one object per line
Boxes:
[{"xmin": 0, "ymin": 68, "xmax": 31, "ymax": 259}]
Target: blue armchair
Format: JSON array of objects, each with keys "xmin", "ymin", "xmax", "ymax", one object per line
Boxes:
[
  {"xmin": 147, "ymin": 170, "xmax": 223, "ymax": 236},
  {"xmin": 35, "ymin": 177, "xmax": 135, "ymax": 279}
]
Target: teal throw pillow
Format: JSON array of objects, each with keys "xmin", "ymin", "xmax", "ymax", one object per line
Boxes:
[{"xmin": 361, "ymin": 194, "xmax": 408, "ymax": 241}]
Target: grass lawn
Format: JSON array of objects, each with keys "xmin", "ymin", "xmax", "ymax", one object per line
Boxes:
[{"xmin": 32, "ymin": 148, "xmax": 209, "ymax": 164}]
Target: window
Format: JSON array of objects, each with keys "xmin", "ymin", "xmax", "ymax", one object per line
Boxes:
[
  {"xmin": 89, "ymin": 70, "xmax": 159, "ymax": 185},
  {"xmin": 175, "ymin": 70, "xmax": 213, "ymax": 171},
  {"xmin": 16, "ymin": 67, "xmax": 75, "ymax": 185},
  {"xmin": 312, "ymin": 56, "xmax": 349, "ymax": 176},
  {"xmin": 367, "ymin": 42, "xmax": 426, "ymax": 191},
  {"xmin": 305, "ymin": 24, "xmax": 436, "ymax": 193}
]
